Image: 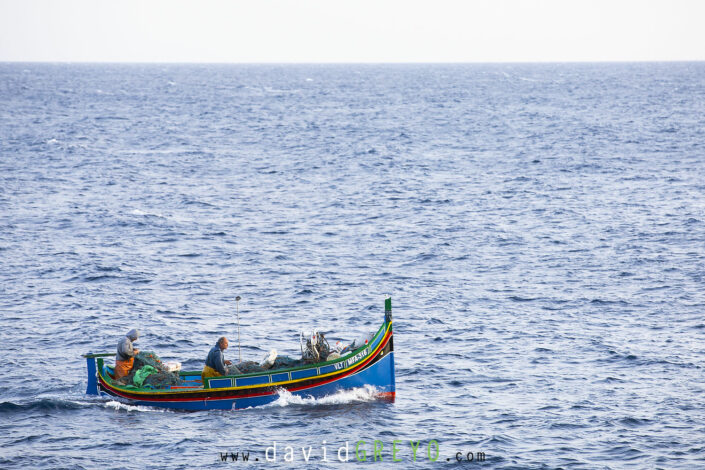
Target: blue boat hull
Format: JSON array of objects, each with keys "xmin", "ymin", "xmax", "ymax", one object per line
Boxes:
[{"xmin": 100, "ymin": 351, "xmax": 395, "ymax": 411}]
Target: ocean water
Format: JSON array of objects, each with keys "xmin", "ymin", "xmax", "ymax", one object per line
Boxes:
[{"xmin": 1, "ymin": 62, "xmax": 704, "ymax": 469}]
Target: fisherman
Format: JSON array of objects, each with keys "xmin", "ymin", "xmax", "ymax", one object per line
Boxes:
[
  {"xmin": 202, "ymin": 336, "xmax": 232, "ymax": 381},
  {"xmin": 115, "ymin": 329, "xmax": 140, "ymax": 379}
]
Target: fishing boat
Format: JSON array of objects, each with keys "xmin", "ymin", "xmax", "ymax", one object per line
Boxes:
[{"xmin": 83, "ymin": 298, "xmax": 395, "ymax": 410}]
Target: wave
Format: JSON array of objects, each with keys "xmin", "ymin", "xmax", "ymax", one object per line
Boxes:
[
  {"xmin": 0, "ymin": 396, "xmax": 171, "ymax": 415},
  {"xmin": 0, "ymin": 398, "xmax": 91, "ymax": 414}
]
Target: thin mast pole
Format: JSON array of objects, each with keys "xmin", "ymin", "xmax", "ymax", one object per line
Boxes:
[{"xmin": 235, "ymin": 296, "xmax": 242, "ymax": 363}]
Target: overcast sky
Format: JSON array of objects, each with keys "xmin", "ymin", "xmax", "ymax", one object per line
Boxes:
[{"xmin": 1, "ymin": 0, "xmax": 703, "ymax": 63}]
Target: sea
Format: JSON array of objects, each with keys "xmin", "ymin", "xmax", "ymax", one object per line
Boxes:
[{"xmin": 1, "ymin": 62, "xmax": 704, "ymax": 469}]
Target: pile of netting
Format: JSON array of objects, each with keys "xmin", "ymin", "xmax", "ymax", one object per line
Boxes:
[
  {"xmin": 114, "ymin": 351, "xmax": 184, "ymax": 389},
  {"xmin": 227, "ymin": 356, "xmax": 303, "ymax": 375}
]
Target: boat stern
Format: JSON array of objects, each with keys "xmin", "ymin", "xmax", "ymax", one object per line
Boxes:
[{"xmin": 84, "ymin": 353, "xmax": 99, "ymax": 395}]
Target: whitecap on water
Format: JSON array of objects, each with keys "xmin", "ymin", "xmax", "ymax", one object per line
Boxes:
[{"xmin": 130, "ymin": 209, "xmax": 165, "ymax": 218}]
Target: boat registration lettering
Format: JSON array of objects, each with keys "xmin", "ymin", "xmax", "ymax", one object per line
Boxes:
[{"xmin": 335, "ymin": 348, "xmax": 369, "ymax": 370}]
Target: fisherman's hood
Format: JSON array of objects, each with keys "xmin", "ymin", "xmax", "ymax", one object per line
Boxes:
[{"xmin": 126, "ymin": 329, "xmax": 139, "ymax": 341}]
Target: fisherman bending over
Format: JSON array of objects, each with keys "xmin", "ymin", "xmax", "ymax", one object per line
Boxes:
[
  {"xmin": 202, "ymin": 336, "xmax": 233, "ymax": 381},
  {"xmin": 115, "ymin": 329, "xmax": 140, "ymax": 379}
]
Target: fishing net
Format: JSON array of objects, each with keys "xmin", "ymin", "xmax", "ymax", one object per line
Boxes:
[
  {"xmin": 221, "ymin": 356, "xmax": 304, "ymax": 376},
  {"xmin": 114, "ymin": 351, "xmax": 184, "ymax": 388},
  {"xmin": 272, "ymin": 356, "xmax": 303, "ymax": 369},
  {"xmin": 234, "ymin": 361, "xmax": 261, "ymax": 374},
  {"xmin": 233, "ymin": 356, "xmax": 305, "ymax": 374}
]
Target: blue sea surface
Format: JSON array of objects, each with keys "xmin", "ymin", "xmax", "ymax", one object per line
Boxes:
[{"xmin": 1, "ymin": 63, "xmax": 705, "ymax": 469}]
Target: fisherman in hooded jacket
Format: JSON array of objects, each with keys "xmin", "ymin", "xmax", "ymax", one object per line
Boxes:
[{"xmin": 115, "ymin": 329, "xmax": 140, "ymax": 379}]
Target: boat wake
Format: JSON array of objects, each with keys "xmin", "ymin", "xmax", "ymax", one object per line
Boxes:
[
  {"xmin": 102, "ymin": 400, "xmax": 170, "ymax": 413},
  {"xmin": 263, "ymin": 385, "xmax": 382, "ymax": 408}
]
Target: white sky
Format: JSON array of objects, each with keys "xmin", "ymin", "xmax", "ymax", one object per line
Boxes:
[{"xmin": 0, "ymin": 0, "xmax": 703, "ymax": 63}]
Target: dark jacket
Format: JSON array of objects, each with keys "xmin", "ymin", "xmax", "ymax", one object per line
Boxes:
[{"xmin": 205, "ymin": 343, "xmax": 227, "ymax": 375}]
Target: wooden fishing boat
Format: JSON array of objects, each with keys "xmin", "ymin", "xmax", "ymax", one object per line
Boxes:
[{"xmin": 83, "ymin": 298, "xmax": 395, "ymax": 410}]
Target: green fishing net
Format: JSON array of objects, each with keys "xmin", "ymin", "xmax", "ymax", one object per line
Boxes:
[{"xmin": 114, "ymin": 351, "xmax": 184, "ymax": 388}]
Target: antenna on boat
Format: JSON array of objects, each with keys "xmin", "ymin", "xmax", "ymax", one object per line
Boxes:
[{"xmin": 235, "ymin": 296, "xmax": 242, "ymax": 363}]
